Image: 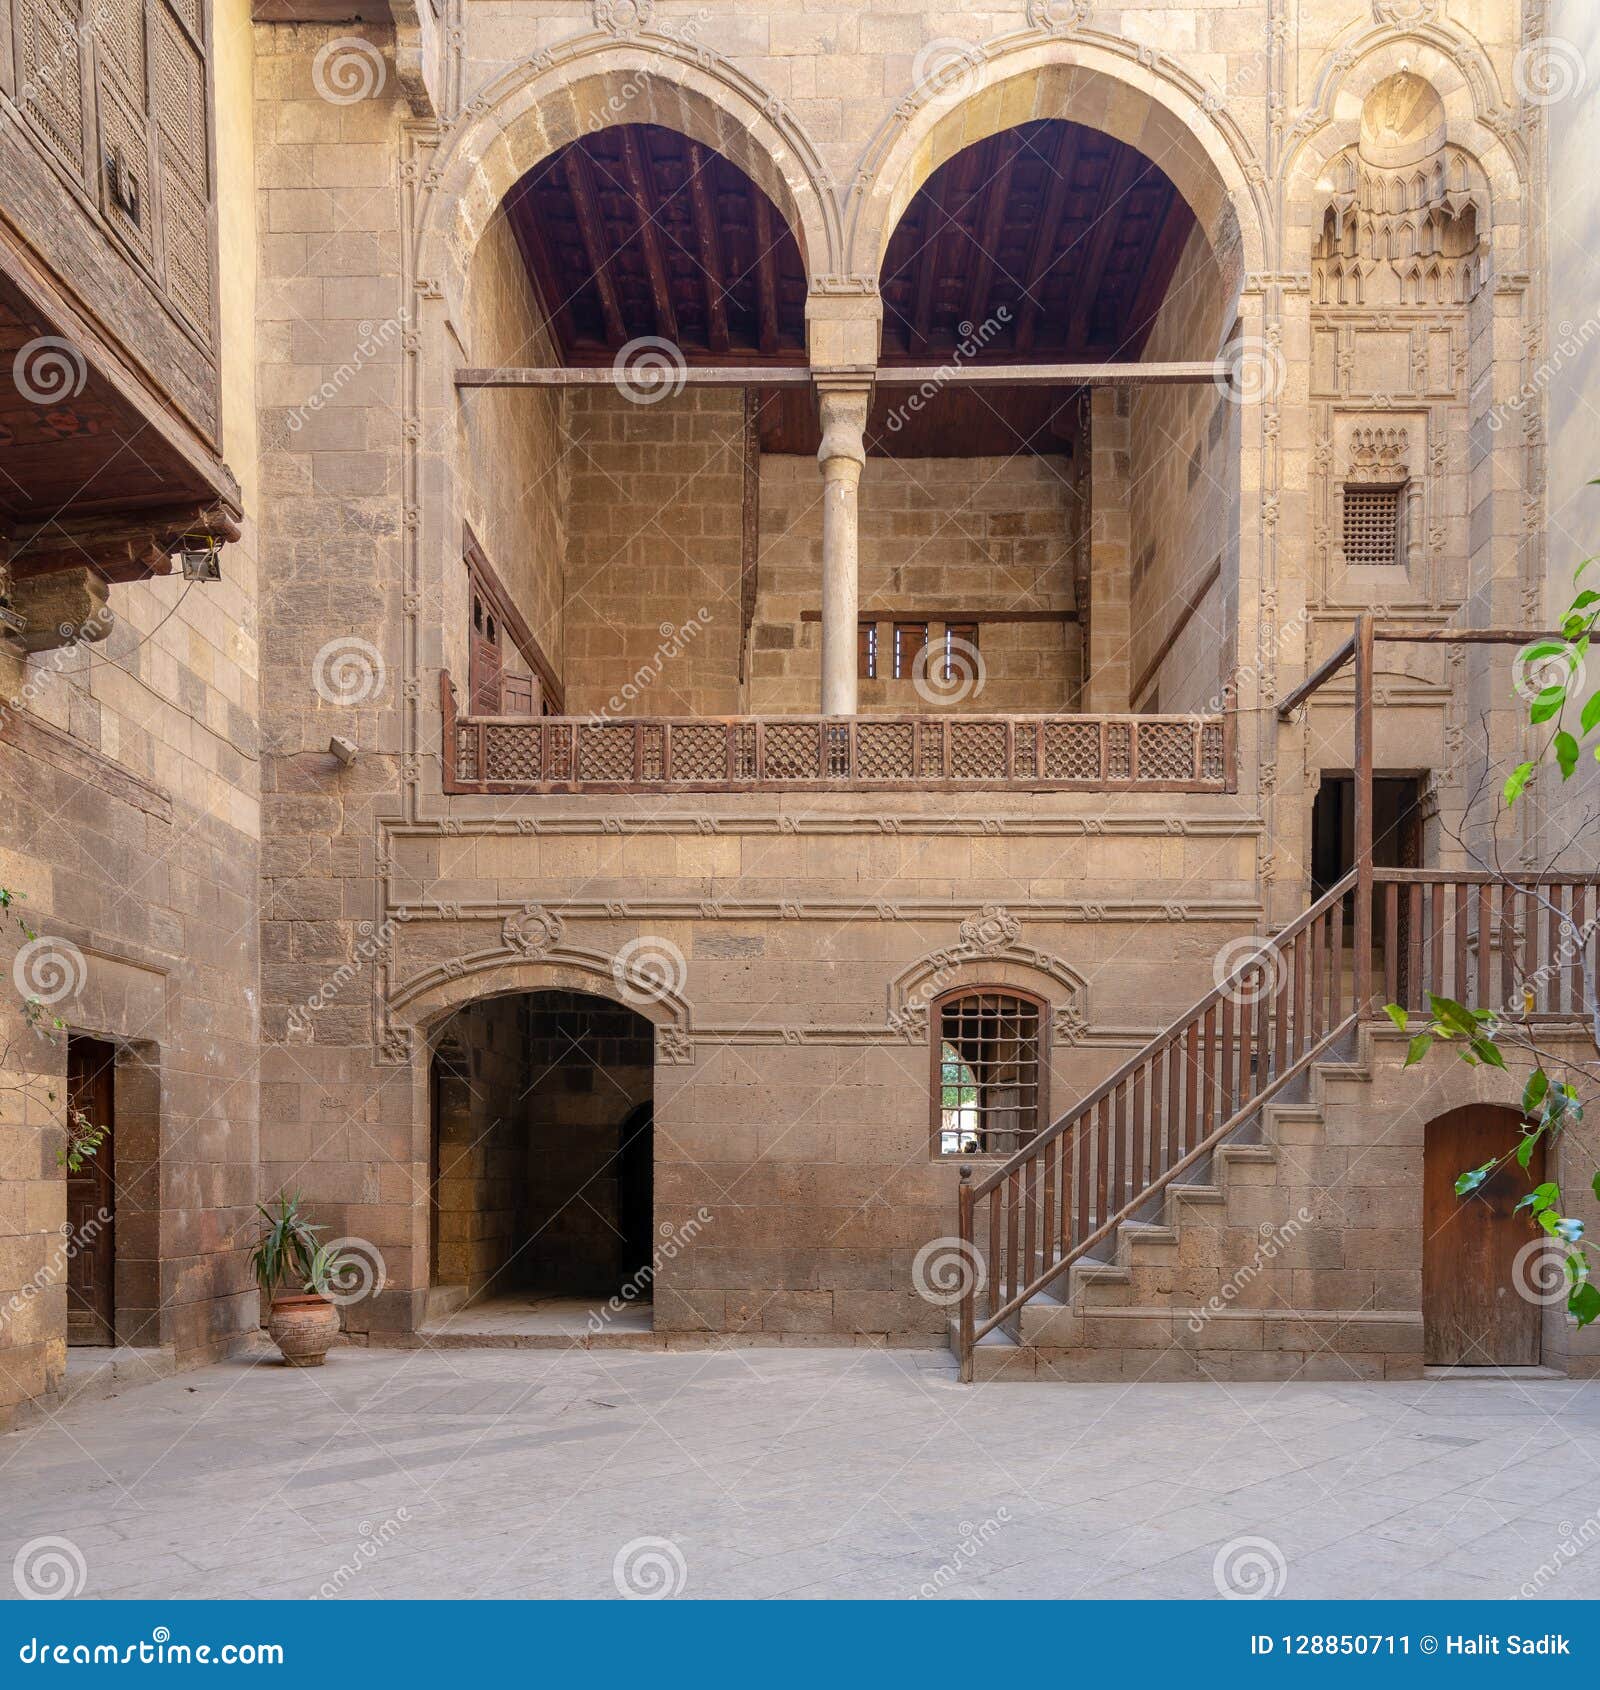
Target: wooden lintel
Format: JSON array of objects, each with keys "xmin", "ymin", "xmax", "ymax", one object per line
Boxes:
[
  {"xmin": 455, "ymin": 360, "xmax": 1224, "ymax": 390},
  {"xmin": 798, "ymin": 608, "xmax": 1079, "ymax": 625}
]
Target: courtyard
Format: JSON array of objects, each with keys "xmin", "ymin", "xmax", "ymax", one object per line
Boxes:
[{"xmin": 3, "ymin": 1346, "xmax": 1596, "ymax": 1602}]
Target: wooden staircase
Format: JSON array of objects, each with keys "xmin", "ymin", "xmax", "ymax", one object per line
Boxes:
[{"xmin": 950, "ymin": 867, "xmax": 1600, "ymax": 1381}]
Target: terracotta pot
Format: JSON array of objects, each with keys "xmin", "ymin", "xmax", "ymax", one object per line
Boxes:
[{"xmin": 267, "ymin": 1293, "xmax": 340, "ymax": 1367}]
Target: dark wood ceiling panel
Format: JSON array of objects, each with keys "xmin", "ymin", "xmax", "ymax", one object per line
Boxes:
[
  {"xmin": 878, "ymin": 119, "xmax": 1196, "ymax": 363},
  {"xmin": 505, "ymin": 123, "xmax": 809, "ymax": 365},
  {"xmin": 755, "ymin": 383, "xmax": 1082, "ymax": 460}
]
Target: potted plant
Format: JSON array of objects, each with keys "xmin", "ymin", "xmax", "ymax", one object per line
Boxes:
[{"xmin": 251, "ymin": 1192, "xmax": 344, "ymax": 1367}]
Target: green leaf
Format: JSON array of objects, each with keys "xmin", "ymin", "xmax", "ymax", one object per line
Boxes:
[
  {"xmin": 1592, "ymin": 1170, "xmax": 1600, "ymax": 1203},
  {"xmin": 1516, "ymin": 1182, "xmax": 1560, "ymax": 1215},
  {"xmin": 1456, "ymin": 1161, "xmax": 1493, "ymax": 1196},
  {"xmin": 1469, "ymin": 1037, "xmax": 1506, "ymax": 1070},
  {"xmin": 1583, "ymin": 692, "xmax": 1600, "ymax": 737},
  {"xmin": 1521, "ymin": 640, "xmax": 1568, "ymax": 663},
  {"xmin": 1570, "ymin": 1280, "xmax": 1600, "ymax": 1329},
  {"xmin": 1504, "ymin": 761, "xmax": 1535, "ymax": 805},
  {"xmin": 1405, "ymin": 1033, "xmax": 1434, "ymax": 1067},
  {"xmin": 1523, "ymin": 1069, "xmax": 1550, "ymax": 1115},
  {"xmin": 1384, "ymin": 1003, "xmax": 1409, "ymax": 1031},
  {"xmin": 1555, "ymin": 731, "xmax": 1581, "ymax": 779},
  {"xmin": 1530, "ymin": 685, "xmax": 1568, "ymax": 724},
  {"xmin": 1516, "ymin": 1132, "xmax": 1540, "ymax": 1169},
  {"xmin": 1428, "ymin": 994, "xmax": 1479, "ymax": 1037}
]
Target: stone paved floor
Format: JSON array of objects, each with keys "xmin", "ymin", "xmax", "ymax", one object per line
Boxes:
[{"xmin": 2, "ymin": 1345, "xmax": 1598, "ymax": 1601}]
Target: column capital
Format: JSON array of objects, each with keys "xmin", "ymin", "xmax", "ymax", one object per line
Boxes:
[{"xmin": 815, "ymin": 377, "xmax": 872, "ymax": 473}]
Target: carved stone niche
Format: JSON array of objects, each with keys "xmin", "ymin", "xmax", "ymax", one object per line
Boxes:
[{"xmin": 1332, "ymin": 415, "xmax": 1426, "ymax": 581}]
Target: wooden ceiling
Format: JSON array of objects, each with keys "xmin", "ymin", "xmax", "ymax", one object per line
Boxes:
[
  {"xmin": 880, "ymin": 119, "xmax": 1195, "ymax": 363},
  {"xmin": 504, "ymin": 119, "xmax": 1196, "ymax": 454},
  {"xmin": 0, "ymin": 276, "xmax": 234, "ymax": 573},
  {"xmin": 504, "ymin": 123, "xmax": 809, "ymax": 365}
]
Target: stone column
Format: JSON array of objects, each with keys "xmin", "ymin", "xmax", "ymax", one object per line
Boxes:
[
  {"xmin": 1086, "ymin": 387, "xmax": 1132, "ymax": 712},
  {"xmin": 815, "ymin": 379, "xmax": 871, "ymax": 716}
]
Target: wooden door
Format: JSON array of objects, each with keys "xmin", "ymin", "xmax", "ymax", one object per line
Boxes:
[
  {"xmin": 468, "ymin": 592, "xmax": 502, "ymax": 714},
  {"xmin": 1423, "ymin": 1104, "xmax": 1542, "ymax": 1366},
  {"xmin": 66, "ymin": 1037, "xmax": 116, "ymax": 1345}
]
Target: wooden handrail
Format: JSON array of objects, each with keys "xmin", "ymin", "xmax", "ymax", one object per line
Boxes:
[
  {"xmin": 968, "ymin": 870, "xmax": 1359, "ymax": 1201},
  {"xmin": 957, "ymin": 870, "xmax": 1360, "ymax": 1379}
]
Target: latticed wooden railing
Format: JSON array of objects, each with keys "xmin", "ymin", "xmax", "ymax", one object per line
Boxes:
[
  {"xmin": 440, "ymin": 674, "xmax": 1233, "ymax": 794},
  {"xmin": 956, "ymin": 873, "xmax": 1362, "ymax": 1377},
  {"xmin": 1378, "ymin": 869, "xmax": 1599, "ymax": 1021}
]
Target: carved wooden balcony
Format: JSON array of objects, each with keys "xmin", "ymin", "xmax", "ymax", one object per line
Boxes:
[{"xmin": 441, "ymin": 675, "xmax": 1235, "ymax": 795}]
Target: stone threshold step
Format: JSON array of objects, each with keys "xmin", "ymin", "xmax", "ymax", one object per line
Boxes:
[{"xmin": 1422, "ymin": 1364, "xmax": 1568, "ymax": 1381}]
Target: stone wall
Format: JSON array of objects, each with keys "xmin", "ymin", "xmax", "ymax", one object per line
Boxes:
[
  {"xmin": 1128, "ymin": 224, "xmax": 1235, "ymax": 716},
  {"xmin": 561, "ymin": 388, "xmax": 746, "ymax": 719},
  {"xmin": 455, "ymin": 210, "xmax": 569, "ymax": 688},
  {"xmin": 751, "ymin": 454, "xmax": 1082, "ymax": 714}
]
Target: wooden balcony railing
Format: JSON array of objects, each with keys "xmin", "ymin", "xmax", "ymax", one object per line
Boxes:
[{"xmin": 440, "ymin": 674, "xmax": 1234, "ymax": 795}]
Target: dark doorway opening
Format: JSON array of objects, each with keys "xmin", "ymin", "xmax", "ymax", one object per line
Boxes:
[
  {"xmin": 427, "ymin": 991, "xmax": 655, "ymax": 1334},
  {"xmin": 65, "ymin": 1036, "xmax": 116, "ymax": 1345},
  {"xmin": 1311, "ymin": 772, "xmax": 1425, "ymax": 895},
  {"xmin": 1423, "ymin": 1104, "xmax": 1543, "ymax": 1366}
]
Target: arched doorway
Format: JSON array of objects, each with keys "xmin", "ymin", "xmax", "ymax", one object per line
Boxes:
[
  {"xmin": 427, "ymin": 989, "xmax": 655, "ymax": 1332},
  {"xmin": 1423, "ymin": 1104, "xmax": 1543, "ymax": 1367}
]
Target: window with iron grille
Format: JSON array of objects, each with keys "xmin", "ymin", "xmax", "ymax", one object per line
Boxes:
[
  {"xmin": 1343, "ymin": 485, "xmax": 1404, "ymax": 567},
  {"xmin": 934, "ymin": 990, "xmax": 1046, "ymax": 1157}
]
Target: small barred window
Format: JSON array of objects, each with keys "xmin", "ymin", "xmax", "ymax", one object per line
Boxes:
[
  {"xmin": 1343, "ymin": 485, "xmax": 1404, "ymax": 567},
  {"xmin": 935, "ymin": 991, "xmax": 1045, "ymax": 1157}
]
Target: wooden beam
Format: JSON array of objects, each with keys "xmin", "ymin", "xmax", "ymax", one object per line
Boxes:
[
  {"xmin": 1275, "ymin": 636, "xmax": 1356, "ymax": 719},
  {"xmin": 1014, "ymin": 125, "xmax": 1077, "ymax": 356},
  {"xmin": 1353, "ymin": 613, "xmax": 1375, "ymax": 1013},
  {"xmin": 1374, "ymin": 627, "xmax": 1566, "ymax": 644},
  {"xmin": 617, "ymin": 128, "xmax": 678, "ymax": 345},
  {"xmin": 908, "ymin": 167, "xmax": 952, "ymax": 358},
  {"xmin": 1121, "ymin": 187, "xmax": 1194, "ymax": 349},
  {"xmin": 503, "ymin": 182, "xmax": 581, "ymax": 354},
  {"xmin": 454, "ymin": 361, "xmax": 1224, "ymax": 389},
  {"xmin": 1067, "ymin": 150, "xmax": 1145, "ymax": 348},
  {"xmin": 1130, "ymin": 552, "xmax": 1221, "ymax": 707},
  {"xmin": 684, "ymin": 142, "xmax": 730, "ymax": 354},
  {"xmin": 752, "ymin": 192, "xmax": 781, "ymax": 357},
  {"xmin": 800, "ymin": 607, "xmax": 1079, "ymax": 624},
  {"xmin": 560, "ymin": 146, "xmax": 626, "ymax": 346},
  {"xmin": 964, "ymin": 134, "xmax": 1019, "ymax": 336}
]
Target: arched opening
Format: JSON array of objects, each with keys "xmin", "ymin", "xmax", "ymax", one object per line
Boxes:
[
  {"xmin": 450, "ymin": 119, "xmax": 811, "ymax": 728},
  {"xmin": 426, "ymin": 990, "xmax": 655, "ymax": 1336},
  {"xmin": 1423, "ymin": 1104, "xmax": 1543, "ymax": 1368}
]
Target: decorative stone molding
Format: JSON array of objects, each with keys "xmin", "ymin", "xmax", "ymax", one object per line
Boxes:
[
  {"xmin": 958, "ymin": 905, "xmax": 1023, "ymax": 954},
  {"xmin": 1025, "ymin": 0, "xmax": 1090, "ymax": 31},
  {"xmin": 1347, "ymin": 426, "xmax": 1410, "ymax": 482},
  {"xmin": 593, "ymin": 0, "xmax": 653, "ymax": 34},
  {"xmin": 502, "ymin": 904, "xmax": 565, "ymax": 957}
]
